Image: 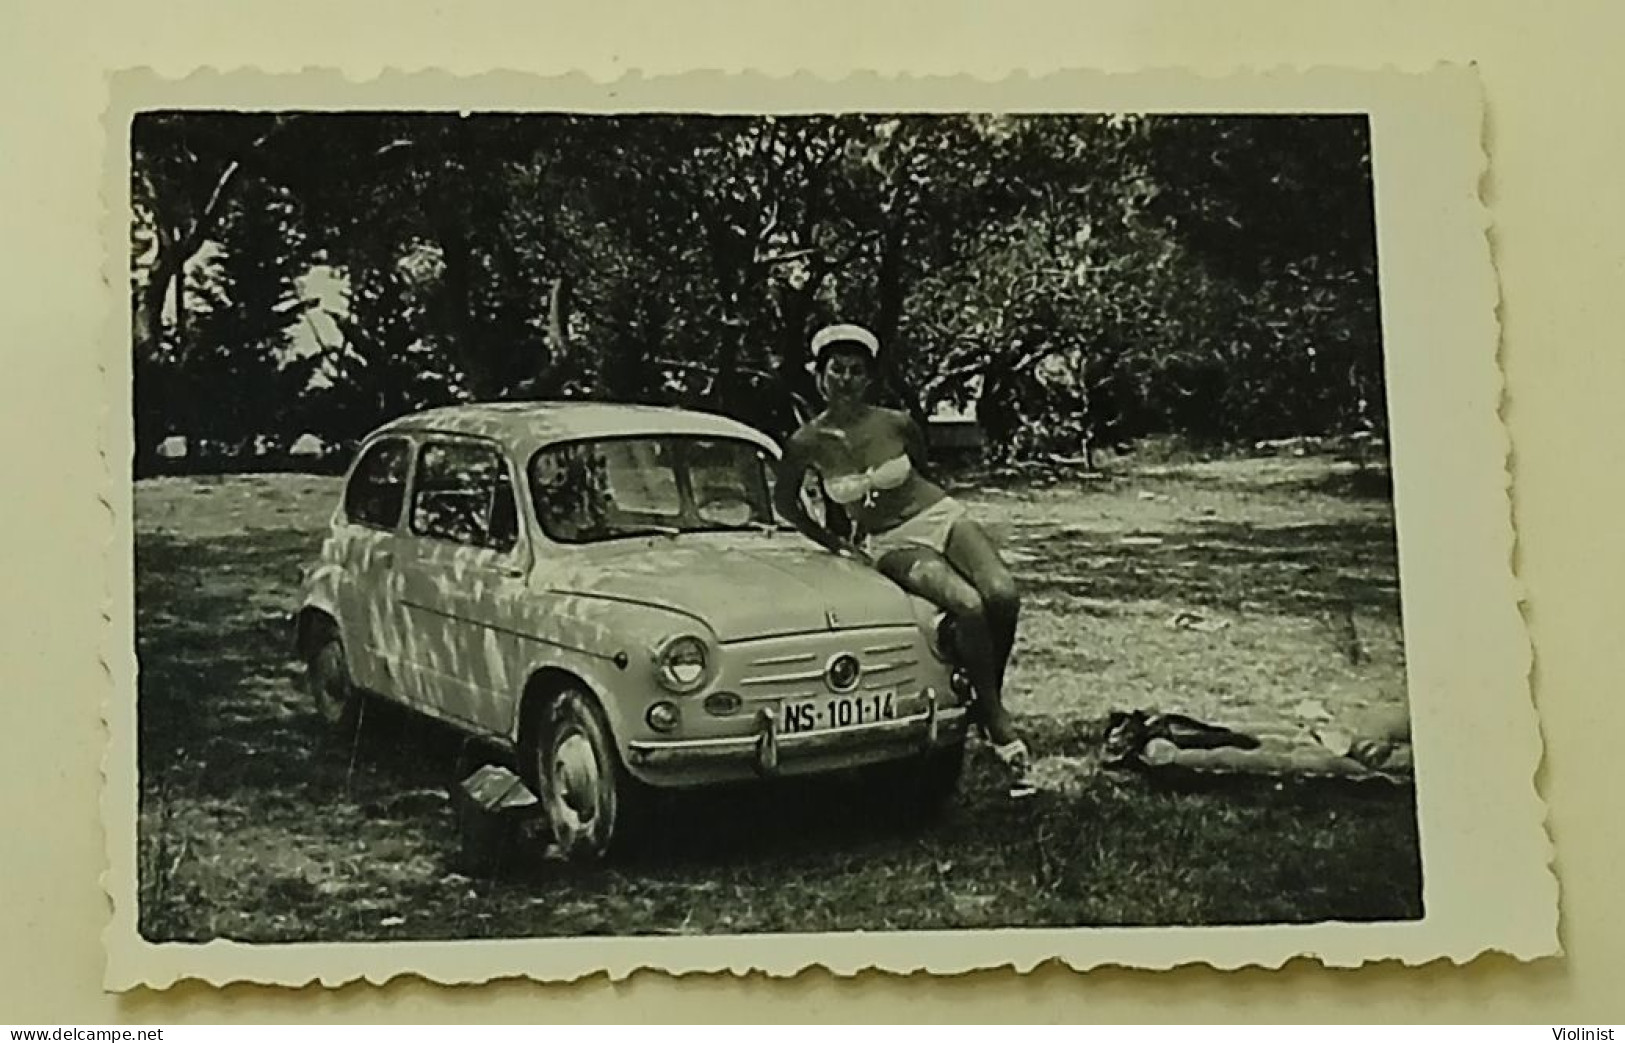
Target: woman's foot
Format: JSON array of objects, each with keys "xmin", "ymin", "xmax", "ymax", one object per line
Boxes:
[{"xmin": 990, "ymin": 738, "xmax": 1038, "ymax": 799}]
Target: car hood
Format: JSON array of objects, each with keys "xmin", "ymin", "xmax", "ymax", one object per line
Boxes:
[{"xmin": 546, "ymin": 533, "xmax": 919, "ymax": 642}]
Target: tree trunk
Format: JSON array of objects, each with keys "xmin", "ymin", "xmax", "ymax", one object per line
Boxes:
[
  {"xmin": 529, "ymin": 273, "xmax": 569, "ymax": 397},
  {"xmin": 435, "ymin": 218, "xmax": 490, "ymax": 397},
  {"xmin": 1077, "ymin": 347, "xmax": 1095, "ymax": 472},
  {"xmin": 875, "ymin": 225, "xmax": 905, "ymax": 354},
  {"xmin": 976, "ymin": 367, "xmax": 1019, "ymax": 463},
  {"xmin": 134, "ymin": 254, "xmax": 180, "ymax": 359},
  {"xmin": 773, "ymin": 283, "xmax": 818, "ymax": 433},
  {"xmin": 172, "ymin": 266, "xmax": 187, "ymax": 351},
  {"xmin": 873, "ymin": 222, "xmax": 929, "ymax": 428},
  {"xmin": 547, "ymin": 275, "xmax": 570, "ymax": 360}
]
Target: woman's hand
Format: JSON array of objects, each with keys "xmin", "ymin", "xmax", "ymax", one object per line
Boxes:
[
  {"xmin": 836, "ymin": 542, "xmax": 874, "ymax": 567},
  {"xmin": 778, "ymin": 426, "xmax": 876, "ymax": 566}
]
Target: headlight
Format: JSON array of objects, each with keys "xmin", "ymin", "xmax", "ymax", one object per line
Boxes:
[{"xmin": 654, "ymin": 634, "xmax": 710, "ymax": 693}]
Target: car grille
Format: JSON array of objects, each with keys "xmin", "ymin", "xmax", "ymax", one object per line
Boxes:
[{"xmin": 728, "ymin": 629, "xmax": 922, "ymax": 703}]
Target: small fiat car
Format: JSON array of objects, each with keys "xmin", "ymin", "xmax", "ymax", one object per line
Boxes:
[{"xmin": 294, "ymin": 402, "xmax": 972, "ymax": 860}]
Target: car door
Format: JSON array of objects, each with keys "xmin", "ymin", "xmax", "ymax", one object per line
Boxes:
[
  {"xmin": 396, "ymin": 436, "xmax": 532, "ymax": 732},
  {"xmin": 333, "ymin": 435, "xmax": 414, "ymax": 697}
]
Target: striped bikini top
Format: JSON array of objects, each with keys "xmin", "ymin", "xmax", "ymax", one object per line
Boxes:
[{"xmin": 822, "ymin": 454, "xmax": 912, "ymax": 506}]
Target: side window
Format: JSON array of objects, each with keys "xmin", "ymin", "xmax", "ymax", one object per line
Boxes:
[
  {"xmin": 343, "ymin": 438, "xmax": 410, "ymax": 530},
  {"xmin": 410, "ymin": 440, "xmax": 519, "ymax": 552}
]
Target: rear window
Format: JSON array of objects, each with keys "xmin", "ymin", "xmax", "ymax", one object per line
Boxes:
[{"xmin": 343, "ymin": 438, "xmax": 410, "ymax": 530}]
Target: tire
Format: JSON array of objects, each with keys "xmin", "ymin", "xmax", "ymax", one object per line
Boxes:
[
  {"xmin": 525, "ymin": 686, "xmax": 648, "ymax": 862},
  {"xmin": 304, "ymin": 621, "xmax": 362, "ymax": 735}
]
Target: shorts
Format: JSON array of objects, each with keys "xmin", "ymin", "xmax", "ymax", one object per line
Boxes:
[{"xmin": 863, "ymin": 496, "xmax": 969, "ymax": 560}]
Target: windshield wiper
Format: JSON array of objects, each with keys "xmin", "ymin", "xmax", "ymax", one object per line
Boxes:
[
  {"xmin": 696, "ymin": 521, "xmax": 785, "ymax": 534},
  {"xmin": 623, "ymin": 524, "xmax": 682, "ymax": 538}
]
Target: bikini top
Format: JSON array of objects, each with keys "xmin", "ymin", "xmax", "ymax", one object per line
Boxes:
[{"xmin": 822, "ymin": 454, "xmax": 912, "ymax": 506}]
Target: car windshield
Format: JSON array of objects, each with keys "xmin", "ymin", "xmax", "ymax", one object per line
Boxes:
[{"xmin": 529, "ymin": 435, "xmax": 781, "ymax": 544}]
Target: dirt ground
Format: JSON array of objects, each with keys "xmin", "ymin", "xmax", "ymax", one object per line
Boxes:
[{"xmin": 132, "ymin": 456, "xmax": 1420, "ymax": 942}]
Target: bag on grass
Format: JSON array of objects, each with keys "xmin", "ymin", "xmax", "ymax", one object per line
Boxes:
[{"xmin": 1102, "ymin": 709, "xmax": 1412, "ymax": 784}]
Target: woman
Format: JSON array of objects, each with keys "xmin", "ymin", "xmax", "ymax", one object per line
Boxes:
[{"xmin": 774, "ymin": 323, "xmax": 1034, "ymax": 796}]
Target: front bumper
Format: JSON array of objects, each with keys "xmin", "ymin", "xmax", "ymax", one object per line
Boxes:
[{"xmin": 626, "ymin": 686, "xmax": 968, "ymax": 782}]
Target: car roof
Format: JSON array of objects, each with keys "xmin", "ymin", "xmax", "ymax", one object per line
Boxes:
[{"xmin": 366, "ymin": 400, "xmax": 782, "ymax": 458}]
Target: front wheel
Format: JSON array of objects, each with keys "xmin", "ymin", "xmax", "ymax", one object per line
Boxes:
[{"xmin": 527, "ymin": 687, "xmax": 648, "ymax": 862}]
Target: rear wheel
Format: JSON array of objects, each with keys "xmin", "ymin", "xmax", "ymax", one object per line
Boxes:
[
  {"xmin": 525, "ymin": 686, "xmax": 649, "ymax": 862},
  {"xmin": 304, "ymin": 619, "xmax": 361, "ymax": 735}
]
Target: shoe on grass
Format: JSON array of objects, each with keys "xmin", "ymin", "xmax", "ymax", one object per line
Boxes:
[{"xmin": 991, "ymin": 738, "xmax": 1038, "ymax": 799}]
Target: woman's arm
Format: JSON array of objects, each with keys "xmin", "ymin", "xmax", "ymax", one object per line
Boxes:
[
  {"xmin": 774, "ymin": 432, "xmax": 863, "ymax": 558},
  {"xmin": 895, "ymin": 409, "xmax": 937, "ymax": 482}
]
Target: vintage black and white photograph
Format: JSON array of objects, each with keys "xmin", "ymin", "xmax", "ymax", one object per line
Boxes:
[{"xmin": 121, "ymin": 95, "xmax": 1441, "ymax": 964}]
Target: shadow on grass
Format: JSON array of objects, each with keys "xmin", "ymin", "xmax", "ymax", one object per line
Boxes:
[
  {"xmin": 1293, "ymin": 465, "xmax": 1396, "ymax": 501},
  {"xmin": 1019, "ymin": 518, "xmax": 1402, "ymax": 618},
  {"xmin": 137, "ymin": 528, "xmax": 488, "ymax": 807},
  {"xmin": 470, "ymin": 752, "xmax": 1422, "ymax": 935},
  {"xmin": 135, "ymin": 495, "xmax": 1421, "ymax": 942}
]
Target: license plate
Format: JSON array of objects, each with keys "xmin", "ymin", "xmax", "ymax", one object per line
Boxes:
[{"xmin": 781, "ymin": 690, "xmax": 897, "ymax": 735}]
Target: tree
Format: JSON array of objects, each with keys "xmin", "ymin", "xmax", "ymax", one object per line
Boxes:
[
  {"xmin": 130, "ymin": 110, "xmax": 1392, "ymax": 469},
  {"xmin": 1137, "ymin": 115, "xmax": 1385, "ymax": 438},
  {"xmin": 131, "ymin": 112, "xmax": 299, "ymax": 469},
  {"xmin": 130, "ymin": 113, "xmax": 292, "ymax": 363},
  {"xmin": 179, "ymin": 180, "xmax": 319, "ymax": 460},
  {"xmin": 277, "ymin": 113, "xmax": 582, "ymax": 402}
]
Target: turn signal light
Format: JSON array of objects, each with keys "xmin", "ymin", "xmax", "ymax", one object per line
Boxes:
[
  {"xmin": 646, "ymin": 700, "xmax": 680, "ymax": 732},
  {"xmin": 704, "ymin": 691, "xmax": 743, "ymax": 717}
]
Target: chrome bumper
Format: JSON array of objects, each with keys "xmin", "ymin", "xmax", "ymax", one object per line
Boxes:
[{"xmin": 627, "ymin": 687, "xmax": 967, "ymax": 775}]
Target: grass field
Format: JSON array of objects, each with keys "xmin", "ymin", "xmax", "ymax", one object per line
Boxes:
[{"xmin": 134, "ymin": 456, "xmax": 1421, "ymax": 942}]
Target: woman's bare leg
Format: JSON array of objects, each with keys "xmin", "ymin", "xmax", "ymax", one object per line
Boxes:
[
  {"xmin": 944, "ymin": 517, "xmax": 1022, "ymax": 693},
  {"xmin": 875, "ymin": 546, "xmax": 1019, "ymax": 747}
]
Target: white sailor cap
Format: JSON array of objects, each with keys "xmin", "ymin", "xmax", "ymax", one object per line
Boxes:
[{"xmin": 810, "ymin": 323, "xmax": 881, "ymax": 366}]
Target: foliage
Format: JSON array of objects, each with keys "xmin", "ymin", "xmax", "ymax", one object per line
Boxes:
[
  {"xmin": 181, "ymin": 181, "xmax": 322, "ymax": 457},
  {"xmin": 130, "ymin": 112, "xmax": 1389, "ymax": 469}
]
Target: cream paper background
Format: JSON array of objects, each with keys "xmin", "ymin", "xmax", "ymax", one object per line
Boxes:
[
  {"xmin": 2, "ymin": 0, "xmax": 1621, "ymax": 1022},
  {"xmin": 96, "ymin": 63, "xmax": 1545, "ymax": 988}
]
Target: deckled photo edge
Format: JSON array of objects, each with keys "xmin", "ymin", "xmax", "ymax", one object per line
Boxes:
[
  {"xmin": 99, "ymin": 64, "xmax": 1553, "ymax": 992},
  {"xmin": 102, "ymin": 72, "xmax": 143, "ymax": 992}
]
